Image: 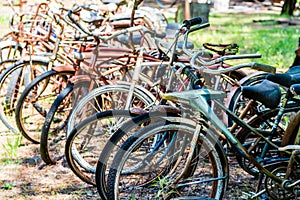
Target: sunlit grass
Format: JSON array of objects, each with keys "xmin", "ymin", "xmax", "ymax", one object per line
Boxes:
[{"xmin": 189, "ymin": 12, "xmax": 299, "ymax": 69}]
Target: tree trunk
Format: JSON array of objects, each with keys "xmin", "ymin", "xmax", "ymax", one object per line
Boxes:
[{"xmin": 281, "ymin": 0, "xmax": 297, "ymax": 15}]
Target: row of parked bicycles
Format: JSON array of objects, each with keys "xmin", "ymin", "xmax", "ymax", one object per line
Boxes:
[{"xmin": 1, "ymin": 0, "xmax": 300, "ymax": 199}]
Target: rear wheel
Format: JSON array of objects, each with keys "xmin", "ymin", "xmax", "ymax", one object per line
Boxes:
[{"xmin": 235, "ymin": 109, "xmax": 292, "ymax": 176}]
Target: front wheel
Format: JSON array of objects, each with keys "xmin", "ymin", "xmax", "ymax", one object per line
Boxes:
[
  {"xmin": 15, "ymin": 69, "xmax": 74, "ymax": 143},
  {"xmin": 65, "ymin": 109, "xmax": 140, "ymax": 186},
  {"xmin": 106, "ymin": 121, "xmax": 228, "ymax": 199}
]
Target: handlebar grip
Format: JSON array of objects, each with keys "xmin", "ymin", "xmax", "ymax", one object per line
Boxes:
[
  {"xmin": 182, "ymin": 17, "xmax": 202, "ymax": 28},
  {"xmin": 188, "ymin": 23, "xmax": 210, "ymax": 34},
  {"xmin": 182, "ymin": 66, "xmax": 201, "ymax": 86}
]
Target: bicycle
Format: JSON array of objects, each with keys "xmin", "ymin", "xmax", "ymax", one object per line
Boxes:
[{"xmin": 101, "ymin": 48, "xmax": 300, "ymax": 199}]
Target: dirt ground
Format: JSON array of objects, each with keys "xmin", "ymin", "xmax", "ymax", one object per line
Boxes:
[{"xmin": 0, "ymin": 1, "xmax": 286, "ymax": 199}]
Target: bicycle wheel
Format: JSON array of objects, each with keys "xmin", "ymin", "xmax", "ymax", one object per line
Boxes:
[
  {"xmin": 106, "ymin": 120, "xmax": 228, "ymax": 199},
  {"xmin": 235, "ymin": 106, "xmax": 300, "ymax": 177},
  {"xmin": 0, "ymin": 58, "xmax": 50, "ymax": 133},
  {"xmin": 65, "ymin": 109, "xmax": 140, "ymax": 186},
  {"xmin": 0, "ymin": 59, "xmax": 18, "ymax": 76},
  {"xmin": 15, "ymin": 69, "xmax": 74, "ymax": 143},
  {"xmin": 95, "ymin": 109, "xmax": 206, "ymax": 199},
  {"xmin": 41, "ymin": 83, "xmax": 155, "ymax": 165}
]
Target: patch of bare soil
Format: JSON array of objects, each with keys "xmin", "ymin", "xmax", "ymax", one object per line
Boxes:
[{"xmin": 0, "ymin": 130, "xmax": 98, "ymax": 199}]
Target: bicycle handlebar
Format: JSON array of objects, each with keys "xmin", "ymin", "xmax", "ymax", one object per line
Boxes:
[
  {"xmin": 175, "ymin": 63, "xmax": 201, "ymax": 86},
  {"xmin": 190, "ymin": 50, "xmax": 276, "ymax": 74},
  {"xmin": 191, "ymin": 51, "xmax": 262, "ymax": 66},
  {"xmin": 192, "ymin": 61, "xmax": 276, "ymax": 75}
]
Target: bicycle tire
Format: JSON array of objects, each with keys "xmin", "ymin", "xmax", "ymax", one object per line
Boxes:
[
  {"xmin": 15, "ymin": 69, "xmax": 75, "ymax": 143},
  {"xmin": 106, "ymin": 120, "xmax": 228, "ymax": 199},
  {"xmin": 40, "ymin": 82, "xmax": 86, "ymax": 164},
  {"xmin": 65, "ymin": 83, "xmax": 156, "ymax": 172},
  {"xmin": 95, "ymin": 110, "xmax": 194, "ymax": 199},
  {"xmin": 0, "ymin": 58, "xmax": 50, "ymax": 133},
  {"xmin": 0, "ymin": 59, "xmax": 18, "ymax": 77},
  {"xmin": 65, "ymin": 109, "xmax": 140, "ymax": 186}
]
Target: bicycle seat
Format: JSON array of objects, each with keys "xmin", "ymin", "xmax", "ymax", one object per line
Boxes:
[
  {"xmin": 290, "ymin": 84, "xmax": 300, "ymax": 95},
  {"xmin": 81, "ymin": 11, "xmax": 105, "ymax": 24},
  {"xmin": 177, "ymin": 41, "xmax": 194, "ymax": 50},
  {"xmin": 242, "ymin": 79, "xmax": 281, "ymax": 109},
  {"xmin": 266, "ymin": 65, "xmax": 300, "ymax": 87},
  {"xmin": 109, "ymin": 13, "xmax": 144, "ymax": 22}
]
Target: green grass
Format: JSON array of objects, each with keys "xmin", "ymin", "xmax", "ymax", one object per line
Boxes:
[
  {"xmin": 189, "ymin": 12, "xmax": 299, "ymax": 69},
  {"xmin": 0, "ymin": 15, "xmax": 10, "ymax": 38},
  {"xmin": 0, "ymin": 16, "xmax": 9, "ymax": 25}
]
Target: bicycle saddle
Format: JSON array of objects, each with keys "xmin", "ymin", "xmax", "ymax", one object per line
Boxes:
[
  {"xmin": 290, "ymin": 84, "xmax": 300, "ymax": 95},
  {"xmin": 266, "ymin": 65, "xmax": 300, "ymax": 87},
  {"xmin": 81, "ymin": 13, "xmax": 105, "ymax": 24},
  {"xmin": 242, "ymin": 79, "xmax": 281, "ymax": 109}
]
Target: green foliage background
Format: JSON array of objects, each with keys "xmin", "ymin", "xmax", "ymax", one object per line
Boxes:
[{"xmin": 189, "ymin": 12, "xmax": 299, "ymax": 69}]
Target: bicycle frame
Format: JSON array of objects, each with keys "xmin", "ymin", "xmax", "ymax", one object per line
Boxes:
[{"xmin": 162, "ymin": 88, "xmax": 287, "ymax": 185}]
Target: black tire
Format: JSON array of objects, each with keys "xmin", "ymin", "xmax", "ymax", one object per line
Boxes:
[
  {"xmin": 65, "ymin": 110, "xmax": 140, "ymax": 186},
  {"xmin": 40, "ymin": 83, "xmax": 79, "ymax": 165},
  {"xmin": 0, "ymin": 59, "xmax": 18, "ymax": 77},
  {"xmin": 95, "ymin": 110, "xmax": 188, "ymax": 199},
  {"xmin": 106, "ymin": 120, "xmax": 228, "ymax": 199},
  {"xmin": 15, "ymin": 69, "xmax": 74, "ymax": 143},
  {"xmin": 0, "ymin": 59, "xmax": 50, "ymax": 133}
]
